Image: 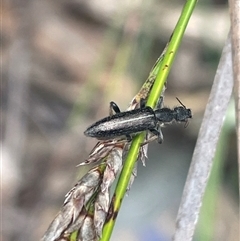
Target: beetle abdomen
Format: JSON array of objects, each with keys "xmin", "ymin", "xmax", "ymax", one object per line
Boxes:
[{"xmin": 84, "ymin": 107, "xmax": 156, "ymax": 140}]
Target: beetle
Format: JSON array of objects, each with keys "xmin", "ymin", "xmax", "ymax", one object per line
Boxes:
[{"xmin": 84, "ymin": 98, "xmax": 192, "ymax": 143}]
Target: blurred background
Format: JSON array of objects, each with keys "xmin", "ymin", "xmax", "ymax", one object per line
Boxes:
[{"xmin": 2, "ymin": 0, "xmax": 238, "ymax": 240}]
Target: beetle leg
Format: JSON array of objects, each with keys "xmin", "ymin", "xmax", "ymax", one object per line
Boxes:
[
  {"xmin": 109, "ymin": 101, "xmax": 121, "ymax": 116},
  {"xmin": 126, "ymin": 135, "xmax": 132, "ymax": 142},
  {"xmin": 157, "ymin": 128, "xmax": 164, "ymax": 144},
  {"xmin": 149, "ymin": 128, "xmax": 164, "ymax": 144},
  {"xmin": 140, "ymin": 98, "xmax": 146, "ymax": 108},
  {"xmin": 156, "ymin": 96, "xmax": 164, "ymax": 109}
]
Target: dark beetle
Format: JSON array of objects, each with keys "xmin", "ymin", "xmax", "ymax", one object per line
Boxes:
[{"xmin": 84, "ymin": 98, "xmax": 192, "ymax": 143}]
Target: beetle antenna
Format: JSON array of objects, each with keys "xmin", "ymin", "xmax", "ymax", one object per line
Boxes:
[{"xmin": 176, "ymin": 97, "xmax": 186, "ymax": 109}]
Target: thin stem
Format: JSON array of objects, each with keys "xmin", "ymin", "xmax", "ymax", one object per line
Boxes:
[
  {"xmin": 173, "ymin": 35, "xmax": 233, "ymax": 241},
  {"xmin": 147, "ymin": 0, "xmax": 197, "ymax": 107}
]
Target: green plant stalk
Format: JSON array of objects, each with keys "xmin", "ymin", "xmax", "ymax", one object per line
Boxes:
[
  {"xmin": 147, "ymin": 0, "xmax": 197, "ymax": 107},
  {"xmin": 100, "ymin": 1, "xmax": 198, "ymax": 240}
]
